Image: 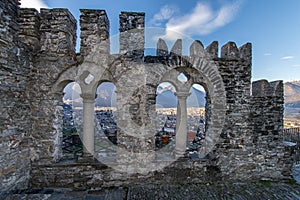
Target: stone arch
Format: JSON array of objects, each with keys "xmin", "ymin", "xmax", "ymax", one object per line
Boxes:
[
  {"xmin": 157, "ymin": 59, "xmax": 226, "ymax": 157},
  {"xmin": 50, "ymin": 61, "xmax": 117, "ymax": 159},
  {"xmin": 51, "ymin": 80, "xmax": 83, "ymax": 162},
  {"xmin": 159, "ymin": 68, "xmax": 191, "ymax": 93},
  {"xmin": 50, "ymin": 67, "xmax": 81, "ymax": 162},
  {"xmin": 156, "ymin": 81, "xmax": 177, "ymax": 109},
  {"xmin": 74, "ymin": 64, "xmax": 116, "ymax": 157},
  {"xmin": 51, "ymin": 66, "xmax": 78, "ymax": 94},
  {"xmin": 190, "ymin": 58, "xmax": 226, "ymax": 157}
]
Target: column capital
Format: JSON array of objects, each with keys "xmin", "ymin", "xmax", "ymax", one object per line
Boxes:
[
  {"xmin": 175, "ymin": 92, "xmax": 191, "ymax": 98},
  {"xmin": 81, "ymin": 93, "xmax": 96, "ymax": 102}
]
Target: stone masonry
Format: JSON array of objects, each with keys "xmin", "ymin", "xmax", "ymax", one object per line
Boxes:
[
  {"xmin": 0, "ymin": 0, "xmax": 292, "ymax": 193},
  {"xmin": 0, "ymin": 0, "xmax": 32, "ymax": 192}
]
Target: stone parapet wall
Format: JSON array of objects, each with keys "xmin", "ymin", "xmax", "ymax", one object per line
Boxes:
[
  {"xmin": 250, "ymin": 80, "xmax": 290, "ymax": 179},
  {"xmin": 79, "ymin": 9, "xmax": 109, "ymax": 57},
  {"xmin": 30, "ymin": 159, "xmax": 218, "ymax": 190},
  {"xmin": 0, "ymin": 0, "xmax": 290, "ymax": 192},
  {"xmin": 39, "ymin": 8, "xmax": 76, "ymax": 56},
  {"xmin": 0, "ymin": 0, "xmax": 31, "ymax": 193},
  {"xmin": 27, "ymin": 8, "xmax": 77, "ymax": 165},
  {"xmin": 119, "ymin": 12, "xmax": 145, "ymax": 60},
  {"xmin": 213, "ymin": 42, "xmax": 254, "ymax": 179},
  {"xmin": 18, "ymin": 8, "xmax": 41, "ymax": 52}
]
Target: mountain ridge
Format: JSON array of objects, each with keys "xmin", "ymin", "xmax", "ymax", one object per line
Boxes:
[
  {"xmin": 284, "ymin": 81, "xmax": 300, "ymax": 105},
  {"xmin": 63, "ymin": 81, "xmax": 300, "ymax": 111},
  {"xmin": 284, "ymin": 81, "xmax": 300, "ymax": 118}
]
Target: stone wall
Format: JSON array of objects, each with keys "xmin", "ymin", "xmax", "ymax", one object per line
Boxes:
[
  {"xmin": 0, "ymin": 0, "xmax": 291, "ymax": 192},
  {"xmin": 0, "ymin": 0, "xmax": 31, "ymax": 192},
  {"xmin": 29, "ymin": 8, "xmax": 77, "ymax": 164},
  {"xmin": 214, "ymin": 42, "xmax": 255, "ymax": 180},
  {"xmin": 119, "ymin": 11, "xmax": 144, "ymax": 60},
  {"xmin": 0, "ymin": 5, "xmax": 77, "ymax": 192},
  {"xmin": 250, "ymin": 80, "xmax": 291, "ymax": 179},
  {"xmin": 79, "ymin": 9, "xmax": 109, "ymax": 58}
]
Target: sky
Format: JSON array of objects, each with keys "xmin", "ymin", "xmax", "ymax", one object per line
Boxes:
[{"xmin": 19, "ymin": 0, "xmax": 300, "ymax": 82}]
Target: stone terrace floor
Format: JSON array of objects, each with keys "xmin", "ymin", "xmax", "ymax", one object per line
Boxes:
[{"xmin": 1, "ymin": 181, "xmax": 300, "ymax": 200}]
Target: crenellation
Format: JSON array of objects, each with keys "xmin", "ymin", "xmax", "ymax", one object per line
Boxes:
[
  {"xmin": 239, "ymin": 42, "xmax": 252, "ymax": 62},
  {"xmin": 0, "ymin": 2, "xmax": 292, "ymax": 194},
  {"xmin": 190, "ymin": 40, "xmax": 205, "ymax": 58},
  {"xmin": 119, "ymin": 11, "xmax": 145, "ymax": 32},
  {"xmin": 80, "ymin": 9, "xmax": 109, "ymax": 57},
  {"xmin": 18, "ymin": 8, "xmax": 40, "ymax": 31},
  {"xmin": 39, "ymin": 8, "xmax": 77, "ymax": 56},
  {"xmin": 221, "ymin": 41, "xmax": 240, "ymax": 60},
  {"xmin": 18, "ymin": 8, "xmax": 41, "ymax": 52},
  {"xmin": 270, "ymin": 80, "xmax": 284, "ymax": 97},
  {"xmin": 40, "ymin": 8, "xmax": 77, "ymax": 31},
  {"xmin": 168, "ymin": 39, "xmax": 182, "ymax": 66},
  {"xmin": 156, "ymin": 38, "xmax": 168, "ymax": 56},
  {"xmin": 252, "ymin": 80, "xmax": 284, "ymax": 98},
  {"xmin": 119, "ymin": 11, "xmax": 145, "ymax": 59},
  {"xmin": 170, "ymin": 39, "xmax": 182, "ymax": 57},
  {"xmin": 252, "ymin": 79, "xmax": 272, "ymax": 97},
  {"xmin": 205, "ymin": 41, "xmax": 218, "ymax": 59}
]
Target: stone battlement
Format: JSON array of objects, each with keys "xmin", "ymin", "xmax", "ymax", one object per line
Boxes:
[
  {"xmin": 17, "ymin": 8, "xmax": 252, "ymax": 61},
  {"xmin": 0, "ymin": 0, "xmax": 290, "ymax": 193},
  {"xmin": 252, "ymin": 79, "xmax": 283, "ymax": 97}
]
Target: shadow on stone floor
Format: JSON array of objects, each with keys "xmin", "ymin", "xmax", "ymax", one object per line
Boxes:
[{"xmin": 1, "ymin": 181, "xmax": 300, "ymax": 200}]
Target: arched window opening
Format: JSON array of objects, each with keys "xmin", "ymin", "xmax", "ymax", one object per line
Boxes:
[
  {"xmin": 155, "ymin": 82, "xmax": 177, "ymax": 158},
  {"xmin": 186, "ymin": 83, "xmax": 207, "ymax": 159},
  {"xmin": 94, "ymin": 82, "xmax": 118, "ymax": 159},
  {"xmin": 61, "ymin": 82, "xmax": 83, "ymax": 161}
]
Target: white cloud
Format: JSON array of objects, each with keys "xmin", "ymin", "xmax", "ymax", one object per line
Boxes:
[
  {"xmin": 154, "ymin": 1, "xmax": 242, "ymax": 41},
  {"xmin": 281, "ymin": 56, "xmax": 294, "ymax": 60},
  {"xmin": 149, "ymin": 5, "xmax": 179, "ymax": 26},
  {"xmin": 19, "ymin": 0, "xmax": 48, "ymax": 11},
  {"xmin": 292, "ymin": 64, "xmax": 300, "ymax": 67},
  {"xmin": 264, "ymin": 53, "xmax": 272, "ymax": 56}
]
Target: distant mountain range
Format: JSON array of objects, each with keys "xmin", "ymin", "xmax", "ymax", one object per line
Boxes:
[
  {"xmin": 64, "ymin": 80, "xmax": 300, "ymax": 112},
  {"xmin": 95, "ymin": 82, "xmax": 117, "ymax": 107},
  {"xmin": 284, "ymin": 81, "xmax": 300, "ymax": 108},
  {"xmin": 284, "ymin": 80, "xmax": 300, "ymax": 118},
  {"xmin": 64, "ymin": 82, "xmax": 206, "ymax": 108},
  {"xmin": 156, "ymin": 86, "xmax": 206, "ymax": 108}
]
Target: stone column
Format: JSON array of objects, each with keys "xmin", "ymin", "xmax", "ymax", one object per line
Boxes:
[
  {"xmin": 175, "ymin": 92, "xmax": 190, "ymax": 157},
  {"xmin": 175, "ymin": 101, "xmax": 181, "ymax": 134},
  {"xmin": 81, "ymin": 94, "xmax": 95, "ymax": 157}
]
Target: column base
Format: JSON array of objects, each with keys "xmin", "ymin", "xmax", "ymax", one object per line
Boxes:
[
  {"xmin": 174, "ymin": 149, "xmax": 185, "ymax": 159},
  {"xmin": 77, "ymin": 152, "xmax": 95, "ymax": 163}
]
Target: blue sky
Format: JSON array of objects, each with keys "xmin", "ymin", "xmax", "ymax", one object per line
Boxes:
[{"xmin": 20, "ymin": 0, "xmax": 300, "ymax": 82}]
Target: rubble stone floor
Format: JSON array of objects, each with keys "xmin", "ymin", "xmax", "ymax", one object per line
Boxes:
[{"xmin": 1, "ymin": 181, "xmax": 300, "ymax": 200}]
